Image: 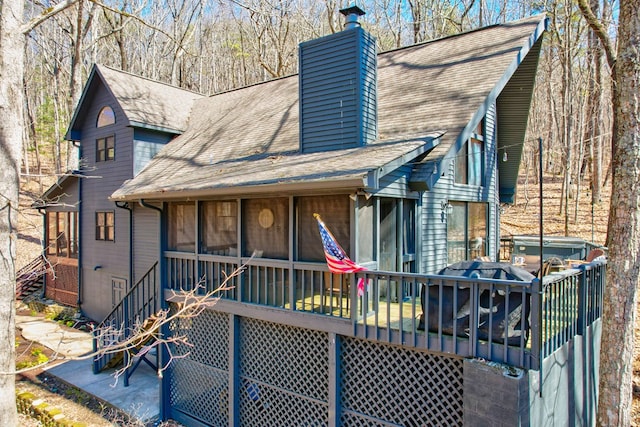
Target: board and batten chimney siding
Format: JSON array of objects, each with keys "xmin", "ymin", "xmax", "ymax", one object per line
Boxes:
[{"xmin": 298, "ymin": 22, "xmax": 377, "ymax": 153}]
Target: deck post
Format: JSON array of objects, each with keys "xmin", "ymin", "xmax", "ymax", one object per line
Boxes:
[
  {"xmin": 576, "ymin": 265, "xmax": 588, "ymax": 336},
  {"xmin": 229, "ymin": 313, "xmax": 240, "ymax": 425},
  {"xmin": 328, "ymin": 332, "xmax": 340, "ymax": 427}
]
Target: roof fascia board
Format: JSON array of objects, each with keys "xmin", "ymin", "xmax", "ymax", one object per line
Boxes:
[
  {"xmin": 111, "ymin": 177, "xmax": 367, "ymax": 202},
  {"xmin": 128, "ymin": 121, "xmax": 182, "ymax": 135},
  {"xmin": 64, "ymin": 65, "xmax": 99, "ymax": 141},
  {"xmin": 366, "ymin": 137, "xmax": 441, "ymax": 189},
  {"xmin": 65, "ymin": 64, "xmax": 136, "ymax": 140},
  {"xmin": 440, "ymin": 16, "xmax": 547, "ymax": 180},
  {"xmin": 376, "ymin": 137, "xmax": 441, "ymax": 180},
  {"xmin": 33, "ymin": 172, "xmax": 81, "ymax": 208},
  {"xmin": 461, "ymin": 16, "xmax": 547, "ymax": 150}
]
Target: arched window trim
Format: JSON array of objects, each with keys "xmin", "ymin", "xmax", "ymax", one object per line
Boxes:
[{"xmin": 96, "ymin": 106, "xmax": 116, "ymax": 127}]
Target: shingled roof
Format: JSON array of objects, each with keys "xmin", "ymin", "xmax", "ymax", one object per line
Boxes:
[
  {"xmin": 66, "ymin": 65, "xmax": 203, "ymax": 138},
  {"xmin": 111, "ymin": 14, "xmax": 546, "ymax": 201}
]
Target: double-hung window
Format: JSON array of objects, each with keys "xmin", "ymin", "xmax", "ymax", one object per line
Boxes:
[
  {"xmin": 96, "ymin": 136, "xmax": 115, "ymax": 162},
  {"xmin": 96, "ymin": 211, "xmax": 115, "ymax": 241}
]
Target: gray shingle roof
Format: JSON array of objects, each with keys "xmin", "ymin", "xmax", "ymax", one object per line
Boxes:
[
  {"xmin": 111, "ymin": 14, "xmax": 545, "ymax": 201},
  {"xmin": 96, "ymin": 65, "xmax": 203, "ymax": 133}
]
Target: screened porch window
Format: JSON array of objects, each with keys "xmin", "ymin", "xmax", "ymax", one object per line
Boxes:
[
  {"xmin": 357, "ymin": 196, "xmax": 374, "ymax": 264},
  {"xmin": 447, "ymin": 201, "xmax": 487, "ymax": 263},
  {"xmin": 46, "ymin": 211, "xmax": 78, "ymax": 257},
  {"xmin": 242, "ymin": 198, "xmax": 288, "ymax": 259},
  {"xmin": 297, "ymin": 195, "xmax": 350, "ymax": 262},
  {"xmin": 168, "ymin": 203, "xmax": 196, "ymax": 252},
  {"xmin": 200, "ymin": 201, "xmax": 237, "ymax": 255}
]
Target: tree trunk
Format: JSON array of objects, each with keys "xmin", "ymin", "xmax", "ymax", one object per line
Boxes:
[
  {"xmin": 0, "ymin": 0, "xmax": 25, "ymax": 423},
  {"xmin": 597, "ymin": 1, "xmax": 640, "ymax": 425}
]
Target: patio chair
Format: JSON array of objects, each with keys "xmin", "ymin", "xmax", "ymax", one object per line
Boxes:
[
  {"xmin": 323, "ymin": 273, "xmax": 349, "ymax": 310},
  {"xmin": 586, "ymin": 248, "xmax": 605, "ymax": 262}
]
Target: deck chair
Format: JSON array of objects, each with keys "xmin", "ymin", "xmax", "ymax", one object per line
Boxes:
[
  {"xmin": 323, "ymin": 272, "xmax": 349, "ymax": 310},
  {"xmin": 586, "ymin": 248, "xmax": 605, "ymax": 262}
]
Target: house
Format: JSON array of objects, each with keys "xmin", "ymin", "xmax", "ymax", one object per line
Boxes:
[
  {"xmin": 38, "ymin": 66, "xmax": 203, "ymax": 319},
  {"xmin": 46, "ymin": 8, "xmax": 605, "ymax": 426}
]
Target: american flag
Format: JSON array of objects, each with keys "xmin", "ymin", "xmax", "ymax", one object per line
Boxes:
[
  {"xmin": 314, "ymin": 213, "xmax": 365, "ymax": 273},
  {"xmin": 314, "ymin": 213, "xmax": 369, "ymax": 295}
]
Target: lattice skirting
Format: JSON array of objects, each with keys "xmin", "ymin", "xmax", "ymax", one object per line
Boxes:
[{"xmin": 168, "ymin": 306, "xmax": 463, "ymax": 426}]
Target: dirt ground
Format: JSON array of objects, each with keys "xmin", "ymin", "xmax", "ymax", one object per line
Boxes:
[{"xmin": 14, "ymin": 175, "xmax": 640, "ymax": 423}]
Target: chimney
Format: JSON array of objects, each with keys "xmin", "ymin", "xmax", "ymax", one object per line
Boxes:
[
  {"xmin": 342, "ymin": 5, "xmax": 365, "ymax": 29},
  {"xmin": 298, "ymin": 5, "xmax": 377, "ymax": 153}
]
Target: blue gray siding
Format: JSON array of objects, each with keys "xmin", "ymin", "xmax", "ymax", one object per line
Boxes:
[
  {"xmin": 299, "ymin": 27, "xmax": 377, "ymax": 153},
  {"xmin": 44, "ymin": 177, "xmax": 79, "ymax": 212},
  {"xmin": 418, "ymin": 103, "xmax": 500, "ymax": 274},
  {"xmin": 377, "ymin": 164, "xmax": 419, "ymax": 199},
  {"xmin": 133, "ymin": 203, "xmax": 161, "ymax": 283},
  {"xmin": 78, "ymin": 83, "xmax": 134, "ymax": 321}
]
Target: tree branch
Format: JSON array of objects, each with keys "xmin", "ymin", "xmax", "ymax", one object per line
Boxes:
[
  {"xmin": 577, "ymin": 0, "xmax": 617, "ymax": 72},
  {"xmin": 21, "ymin": 0, "xmax": 81, "ymax": 34}
]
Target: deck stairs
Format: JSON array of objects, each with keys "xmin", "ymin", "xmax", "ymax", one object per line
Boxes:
[
  {"xmin": 16, "ymin": 255, "xmax": 48, "ymax": 300},
  {"xmin": 93, "ymin": 262, "xmax": 159, "ymax": 386}
]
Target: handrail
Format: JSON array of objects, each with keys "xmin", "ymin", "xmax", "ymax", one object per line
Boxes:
[
  {"xmin": 93, "ymin": 261, "xmax": 159, "ymax": 374},
  {"xmin": 16, "ymin": 254, "xmax": 48, "ymax": 298},
  {"xmin": 164, "ymin": 252, "xmax": 606, "ymax": 370}
]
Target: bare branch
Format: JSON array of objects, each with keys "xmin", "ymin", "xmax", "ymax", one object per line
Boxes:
[
  {"xmin": 577, "ymin": 0, "xmax": 617, "ymax": 72},
  {"xmin": 20, "ymin": 0, "xmax": 81, "ymax": 34}
]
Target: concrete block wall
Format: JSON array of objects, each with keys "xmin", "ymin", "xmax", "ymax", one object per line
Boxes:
[{"xmin": 463, "ymin": 358, "xmax": 529, "ymax": 426}]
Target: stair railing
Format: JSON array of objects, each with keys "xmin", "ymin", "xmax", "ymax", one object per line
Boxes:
[
  {"xmin": 92, "ymin": 261, "xmax": 159, "ymax": 374},
  {"xmin": 16, "ymin": 254, "xmax": 47, "ymax": 299}
]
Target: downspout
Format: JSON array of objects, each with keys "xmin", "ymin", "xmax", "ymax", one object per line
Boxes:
[
  {"xmin": 73, "ymin": 140, "xmax": 83, "ymax": 308},
  {"xmin": 115, "ymin": 201, "xmax": 133, "ymax": 291},
  {"xmin": 37, "ymin": 208, "xmax": 47, "ymax": 298},
  {"xmin": 138, "ymin": 198, "xmax": 168, "ymax": 420}
]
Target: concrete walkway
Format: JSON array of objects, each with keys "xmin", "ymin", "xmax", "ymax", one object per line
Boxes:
[{"xmin": 16, "ymin": 314, "xmax": 160, "ymax": 423}]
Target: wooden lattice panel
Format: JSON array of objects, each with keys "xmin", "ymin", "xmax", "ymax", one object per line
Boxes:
[{"xmin": 340, "ymin": 337, "xmax": 464, "ymax": 426}]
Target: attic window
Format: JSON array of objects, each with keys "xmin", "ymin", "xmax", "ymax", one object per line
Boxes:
[{"xmin": 97, "ymin": 106, "xmax": 115, "ymax": 127}]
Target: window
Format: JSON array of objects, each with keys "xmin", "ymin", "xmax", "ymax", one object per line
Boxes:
[
  {"xmin": 379, "ymin": 198, "xmax": 416, "ymax": 273},
  {"xmin": 200, "ymin": 201, "xmax": 237, "ymax": 255},
  {"xmin": 447, "ymin": 201, "xmax": 487, "ymax": 263},
  {"xmin": 455, "ymin": 120, "xmax": 484, "ymax": 186},
  {"xmin": 97, "ymin": 106, "xmax": 115, "ymax": 127},
  {"xmin": 96, "ymin": 136, "xmax": 115, "ymax": 162},
  {"xmin": 95, "ymin": 211, "xmax": 115, "ymax": 241},
  {"xmin": 46, "ymin": 211, "xmax": 78, "ymax": 257},
  {"xmin": 168, "ymin": 203, "xmax": 196, "ymax": 252},
  {"xmin": 242, "ymin": 198, "xmax": 289, "ymax": 259},
  {"xmin": 357, "ymin": 196, "xmax": 374, "ymax": 263},
  {"xmin": 297, "ymin": 195, "xmax": 350, "ymax": 262},
  {"xmin": 402, "ymin": 200, "xmax": 416, "ymax": 272},
  {"xmin": 380, "ymin": 199, "xmax": 398, "ymax": 271}
]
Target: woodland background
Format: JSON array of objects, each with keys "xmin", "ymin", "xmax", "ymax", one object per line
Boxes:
[
  {"xmin": 12, "ymin": 0, "xmax": 630, "ymax": 423},
  {"xmin": 21, "ymin": 0, "xmax": 616, "ymax": 247}
]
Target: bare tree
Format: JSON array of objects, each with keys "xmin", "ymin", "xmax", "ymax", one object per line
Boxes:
[{"xmin": 578, "ymin": 0, "xmax": 639, "ymax": 425}]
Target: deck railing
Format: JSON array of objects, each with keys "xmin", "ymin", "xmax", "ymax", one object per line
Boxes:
[{"xmin": 164, "ymin": 252, "xmax": 605, "ymax": 369}]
